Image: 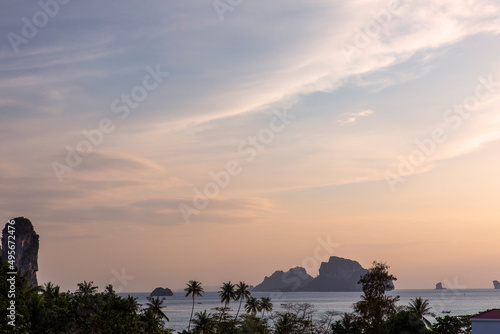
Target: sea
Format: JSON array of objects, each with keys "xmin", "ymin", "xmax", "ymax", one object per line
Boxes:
[{"xmin": 118, "ymin": 289, "xmax": 500, "ymax": 332}]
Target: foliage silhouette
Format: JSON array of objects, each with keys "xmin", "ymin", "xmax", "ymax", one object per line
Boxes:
[{"xmin": 185, "ymin": 280, "xmax": 204, "ymax": 331}]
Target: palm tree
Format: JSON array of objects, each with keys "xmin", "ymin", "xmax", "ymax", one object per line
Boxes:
[
  {"xmin": 105, "ymin": 284, "xmax": 116, "ymax": 295},
  {"xmin": 274, "ymin": 312, "xmax": 299, "ymax": 334},
  {"xmin": 245, "ymin": 296, "xmax": 262, "ymax": 317},
  {"xmin": 234, "ymin": 281, "xmax": 251, "ymax": 319},
  {"xmin": 409, "ymin": 297, "xmax": 435, "ymax": 328},
  {"xmin": 143, "ymin": 308, "xmax": 163, "ymax": 334},
  {"xmin": 126, "ymin": 295, "xmax": 141, "ymax": 313},
  {"xmin": 218, "ymin": 281, "xmax": 236, "ymax": 325},
  {"xmin": 145, "ymin": 296, "xmax": 169, "ymax": 322},
  {"xmin": 42, "ymin": 282, "xmax": 60, "ymax": 300},
  {"xmin": 191, "ymin": 310, "xmax": 216, "ymax": 334},
  {"xmin": 259, "ymin": 297, "xmax": 273, "ymax": 318},
  {"xmin": 76, "ymin": 280, "xmax": 98, "ymax": 295},
  {"xmin": 185, "ymin": 280, "xmax": 204, "ymax": 331},
  {"xmin": 144, "ymin": 296, "xmax": 169, "ymax": 334}
]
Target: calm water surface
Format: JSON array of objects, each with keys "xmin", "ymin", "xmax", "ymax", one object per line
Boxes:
[{"xmin": 119, "ymin": 289, "xmax": 500, "ymax": 332}]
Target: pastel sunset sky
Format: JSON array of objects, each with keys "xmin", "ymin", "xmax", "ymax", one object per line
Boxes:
[{"xmin": 1, "ymin": 0, "xmax": 500, "ymax": 292}]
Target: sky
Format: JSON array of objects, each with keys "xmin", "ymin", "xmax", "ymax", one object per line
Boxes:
[{"xmin": 1, "ymin": 0, "xmax": 500, "ymax": 293}]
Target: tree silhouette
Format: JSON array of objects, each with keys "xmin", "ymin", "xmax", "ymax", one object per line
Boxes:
[
  {"xmin": 353, "ymin": 261, "xmax": 398, "ymax": 334},
  {"xmin": 144, "ymin": 296, "xmax": 169, "ymax": 334},
  {"xmin": 184, "ymin": 280, "xmax": 204, "ymax": 331},
  {"xmin": 76, "ymin": 280, "xmax": 98, "ymax": 296},
  {"xmin": 42, "ymin": 281, "xmax": 60, "ymax": 300},
  {"xmin": 259, "ymin": 297, "xmax": 273, "ymax": 318},
  {"xmin": 145, "ymin": 296, "xmax": 169, "ymax": 322},
  {"xmin": 191, "ymin": 310, "xmax": 216, "ymax": 334},
  {"xmin": 234, "ymin": 281, "xmax": 251, "ymax": 319},
  {"xmin": 245, "ymin": 296, "xmax": 262, "ymax": 317},
  {"xmin": 273, "ymin": 312, "xmax": 299, "ymax": 333},
  {"xmin": 408, "ymin": 297, "xmax": 435, "ymax": 329},
  {"xmin": 218, "ymin": 281, "xmax": 236, "ymax": 326}
]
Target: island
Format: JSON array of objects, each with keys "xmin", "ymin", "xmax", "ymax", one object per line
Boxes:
[
  {"xmin": 253, "ymin": 267, "xmax": 312, "ymax": 292},
  {"xmin": 254, "ymin": 256, "xmax": 377, "ymax": 292},
  {"xmin": 302, "ymin": 256, "xmax": 369, "ymax": 292},
  {"xmin": 150, "ymin": 287, "xmax": 174, "ymax": 296},
  {"xmin": 494, "ymin": 280, "xmax": 500, "ymax": 289},
  {"xmin": 435, "ymin": 282, "xmax": 446, "ymax": 290}
]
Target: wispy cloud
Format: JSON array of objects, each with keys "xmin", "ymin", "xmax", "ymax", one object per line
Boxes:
[
  {"xmin": 3, "ymin": 0, "xmax": 500, "ymax": 291},
  {"xmin": 337, "ymin": 109, "xmax": 375, "ymax": 126}
]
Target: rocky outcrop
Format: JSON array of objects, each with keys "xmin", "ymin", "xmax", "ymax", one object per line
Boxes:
[
  {"xmin": 302, "ymin": 256, "xmax": 367, "ymax": 292},
  {"xmin": 150, "ymin": 287, "xmax": 174, "ymax": 296},
  {"xmin": 253, "ymin": 267, "xmax": 313, "ymax": 292},
  {"xmin": 254, "ymin": 257, "xmax": 396, "ymax": 292},
  {"xmin": 494, "ymin": 280, "xmax": 500, "ymax": 289},
  {"xmin": 435, "ymin": 282, "xmax": 446, "ymax": 290},
  {"xmin": 1, "ymin": 217, "xmax": 39, "ymax": 288}
]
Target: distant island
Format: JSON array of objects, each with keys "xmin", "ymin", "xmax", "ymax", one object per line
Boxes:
[
  {"xmin": 253, "ymin": 267, "xmax": 312, "ymax": 292},
  {"xmin": 254, "ymin": 256, "xmax": 377, "ymax": 292},
  {"xmin": 150, "ymin": 287, "xmax": 174, "ymax": 296},
  {"xmin": 494, "ymin": 280, "xmax": 500, "ymax": 289},
  {"xmin": 435, "ymin": 282, "xmax": 446, "ymax": 290},
  {"xmin": 303, "ymin": 256, "xmax": 369, "ymax": 292}
]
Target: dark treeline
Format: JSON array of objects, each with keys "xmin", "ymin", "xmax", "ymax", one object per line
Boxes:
[{"xmin": 1, "ymin": 260, "xmax": 474, "ymax": 333}]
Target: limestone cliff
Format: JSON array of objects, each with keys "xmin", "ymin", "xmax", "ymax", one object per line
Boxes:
[
  {"xmin": 494, "ymin": 280, "xmax": 500, "ymax": 289},
  {"xmin": 1, "ymin": 217, "xmax": 39, "ymax": 288},
  {"xmin": 253, "ymin": 267, "xmax": 313, "ymax": 292},
  {"xmin": 302, "ymin": 256, "xmax": 368, "ymax": 292}
]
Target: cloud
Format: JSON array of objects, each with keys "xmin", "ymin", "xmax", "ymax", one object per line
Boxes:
[
  {"xmin": 3, "ymin": 0, "xmax": 500, "ymax": 293},
  {"xmin": 3, "ymin": 0, "xmax": 500, "ymax": 131},
  {"xmin": 1, "ymin": 0, "xmax": 500, "ymax": 217},
  {"xmin": 134, "ymin": 0, "xmax": 500, "ymax": 132},
  {"xmin": 337, "ymin": 109, "xmax": 375, "ymax": 126}
]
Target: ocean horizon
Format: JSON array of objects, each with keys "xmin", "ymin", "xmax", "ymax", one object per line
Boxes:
[{"xmin": 119, "ymin": 289, "xmax": 500, "ymax": 332}]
